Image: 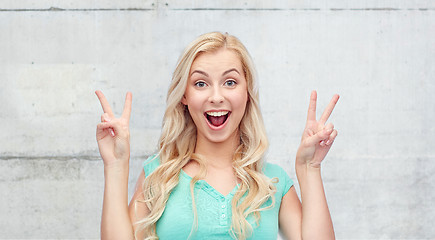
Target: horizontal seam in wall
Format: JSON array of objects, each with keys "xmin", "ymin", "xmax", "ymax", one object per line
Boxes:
[
  {"xmin": 0, "ymin": 156, "xmax": 149, "ymax": 161},
  {"xmin": 1, "ymin": 156, "xmax": 432, "ymax": 161},
  {"xmin": 0, "ymin": 7, "xmax": 153, "ymax": 12},
  {"xmin": 171, "ymin": 8, "xmax": 435, "ymax": 11},
  {"xmin": 0, "ymin": 7, "xmax": 434, "ymax": 12}
]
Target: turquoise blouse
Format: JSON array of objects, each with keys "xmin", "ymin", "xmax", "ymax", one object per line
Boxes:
[{"xmin": 143, "ymin": 155, "xmax": 294, "ymax": 240}]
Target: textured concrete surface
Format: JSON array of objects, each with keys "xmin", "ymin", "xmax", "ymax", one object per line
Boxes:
[{"xmin": 1, "ymin": 1, "xmax": 434, "ymax": 239}]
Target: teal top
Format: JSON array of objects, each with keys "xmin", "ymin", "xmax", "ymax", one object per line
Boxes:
[{"xmin": 143, "ymin": 155, "xmax": 294, "ymax": 240}]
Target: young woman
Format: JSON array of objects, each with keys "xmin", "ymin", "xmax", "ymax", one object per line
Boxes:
[{"xmin": 96, "ymin": 32, "xmax": 339, "ymax": 240}]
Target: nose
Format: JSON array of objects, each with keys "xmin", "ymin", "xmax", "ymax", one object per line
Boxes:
[{"xmin": 209, "ymin": 86, "xmax": 224, "ymax": 104}]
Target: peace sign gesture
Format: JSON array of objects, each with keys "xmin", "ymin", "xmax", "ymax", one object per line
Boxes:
[
  {"xmin": 95, "ymin": 90, "xmax": 132, "ymax": 168},
  {"xmin": 296, "ymin": 91, "xmax": 339, "ymax": 168}
]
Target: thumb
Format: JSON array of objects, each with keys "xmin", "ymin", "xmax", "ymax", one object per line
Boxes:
[
  {"xmin": 305, "ymin": 127, "xmax": 333, "ymax": 146},
  {"xmin": 98, "ymin": 115, "xmax": 115, "ymax": 137}
]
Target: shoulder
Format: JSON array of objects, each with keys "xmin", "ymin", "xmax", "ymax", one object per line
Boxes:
[
  {"xmin": 143, "ymin": 154, "xmax": 160, "ymax": 176},
  {"xmin": 263, "ymin": 162, "xmax": 287, "ymax": 178},
  {"xmin": 263, "ymin": 162, "xmax": 294, "ymax": 197}
]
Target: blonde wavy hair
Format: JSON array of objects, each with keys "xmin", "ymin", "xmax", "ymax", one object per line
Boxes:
[{"xmin": 135, "ymin": 32, "xmax": 276, "ymax": 240}]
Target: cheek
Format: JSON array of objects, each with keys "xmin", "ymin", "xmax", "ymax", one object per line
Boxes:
[
  {"xmin": 183, "ymin": 89, "xmax": 200, "ymax": 107},
  {"xmin": 232, "ymin": 91, "xmax": 248, "ymax": 112},
  {"xmin": 186, "ymin": 100, "xmax": 201, "ymax": 114},
  {"xmin": 184, "ymin": 93, "xmax": 205, "ymax": 118}
]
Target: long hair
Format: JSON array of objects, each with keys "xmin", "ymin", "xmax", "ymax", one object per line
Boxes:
[{"xmin": 135, "ymin": 32, "xmax": 276, "ymax": 239}]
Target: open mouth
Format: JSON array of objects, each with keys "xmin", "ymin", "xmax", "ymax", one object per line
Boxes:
[{"xmin": 205, "ymin": 111, "xmax": 230, "ymax": 127}]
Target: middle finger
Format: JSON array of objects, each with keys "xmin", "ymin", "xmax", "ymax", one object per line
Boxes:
[{"xmin": 319, "ymin": 94, "xmax": 339, "ymax": 124}]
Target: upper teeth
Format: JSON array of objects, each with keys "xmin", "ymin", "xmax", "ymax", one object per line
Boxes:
[{"xmin": 207, "ymin": 111, "xmax": 228, "ymax": 117}]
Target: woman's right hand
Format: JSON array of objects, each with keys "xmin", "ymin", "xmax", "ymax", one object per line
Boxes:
[{"xmin": 95, "ymin": 90, "xmax": 132, "ymax": 168}]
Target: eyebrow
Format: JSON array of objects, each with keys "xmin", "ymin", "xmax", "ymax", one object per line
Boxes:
[
  {"xmin": 223, "ymin": 68, "xmax": 240, "ymax": 76},
  {"xmin": 190, "ymin": 70, "xmax": 209, "ymax": 77},
  {"xmin": 190, "ymin": 68, "xmax": 240, "ymax": 77}
]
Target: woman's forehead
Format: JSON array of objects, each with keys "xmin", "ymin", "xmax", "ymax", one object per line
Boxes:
[{"xmin": 190, "ymin": 49, "xmax": 243, "ymax": 74}]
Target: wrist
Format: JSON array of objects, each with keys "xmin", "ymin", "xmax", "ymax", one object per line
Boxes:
[
  {"xmin": 104, "ymin": 160, "xmax": 129, "ymax": 177},
  {"xmin": 296, "ymin": 160, "xmax": 321, "ymax": 172},
  {"xmin": 296, "ymin": 161, "xmax": 322, "ymax": 182}
]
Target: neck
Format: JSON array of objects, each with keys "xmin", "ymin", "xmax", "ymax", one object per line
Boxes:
[{"xmin": 195, "ymin": 131, "xmax": 240, "ymax": 168}]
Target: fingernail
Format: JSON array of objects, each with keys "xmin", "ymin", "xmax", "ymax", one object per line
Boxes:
[
  {"xmin": 110, "ymin": 129, "xmax": 115, "ymax": 137},
  {"xmin": 326, "ymin": 140, "xmax": 331, "ymax": 145}
]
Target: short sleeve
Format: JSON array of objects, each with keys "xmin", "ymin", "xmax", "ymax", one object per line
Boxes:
[
  {"xmin": 279, "ymin": 166, "xmax": 294, "ymax": 196},
  {"xmin": 143, "ymin": 154, "xmax": 160, "ymax": 176},
  {"xmin": 263, "ymin": 163, "xmax": 294, "ymax": 197}
]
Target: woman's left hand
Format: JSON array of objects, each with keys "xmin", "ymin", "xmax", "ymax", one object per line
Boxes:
[{"xmin": 296, "ymin": 91, "xmax": 339, "ymax": 168}]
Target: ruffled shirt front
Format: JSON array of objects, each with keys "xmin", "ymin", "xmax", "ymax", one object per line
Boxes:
[{"xmin": 143, "ymin": 156, "xmax": 293, "ymax": 240}]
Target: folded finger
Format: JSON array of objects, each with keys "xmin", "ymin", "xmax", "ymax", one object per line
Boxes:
[
  {"xmin": 326, "ymin": 129, "xmax": 338, "ymax": 146},
  {"xmin": 306, "ymin": 127, "xmax": 333, "ymax": 146},
  {"xmin": 324, "ymin": 122, "xmax": 334, "ymax": 132},
  {"xmin": 101, "ymin": 118, "xmax": 130, "ymax": 138},
  {"xmin": 96, "ymin": 122, "xmax": 115, "ymax": 138}
]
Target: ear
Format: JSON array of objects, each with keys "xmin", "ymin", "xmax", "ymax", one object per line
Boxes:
[{"xmin": 181, "ymin": 95, "xmax": 187, "ymax": 105}]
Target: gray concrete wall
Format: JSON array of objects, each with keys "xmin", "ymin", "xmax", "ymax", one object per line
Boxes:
[{"xmin": 1, "ymin": 1, "xmax": 434, "ymax": 239}]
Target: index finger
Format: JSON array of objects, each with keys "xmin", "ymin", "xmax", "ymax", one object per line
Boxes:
[
  {"xmin": 306, "ymin": 90, "xmax": 317, "ymax": 122},
  {"xmin": 95, "ymin": 90, "xmax": 114, "ymax": 117},
  {"xmin": 319, "ymin": 94, "xmax": 340, "ymax": 124},
  {"xmin": 121, "ymin": 92, "xmax": 132, "ymax": 120}
]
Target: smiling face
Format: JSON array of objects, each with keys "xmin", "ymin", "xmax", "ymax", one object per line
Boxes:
[{"xmin": 182, "ymin": 48, "xmax": 248, "ymax": 145}]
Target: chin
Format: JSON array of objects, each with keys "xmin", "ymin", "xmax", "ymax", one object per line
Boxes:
[{"xmin": 205, "ymin": 128, "xmax": 239, "ymax": 144}]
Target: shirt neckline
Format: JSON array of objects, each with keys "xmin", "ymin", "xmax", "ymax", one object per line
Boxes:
[{"xmin": 180, "ymin": 169, "xmax": 239, "ymax": 199}]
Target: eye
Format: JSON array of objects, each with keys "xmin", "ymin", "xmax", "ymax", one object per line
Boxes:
[
  {"xmin": 194, "ymin": 81, "xmax": 207, "ymax": 88},
  {"xmin": 224, "ymin": 79, "xmax": 237, "ymax": 87}
]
